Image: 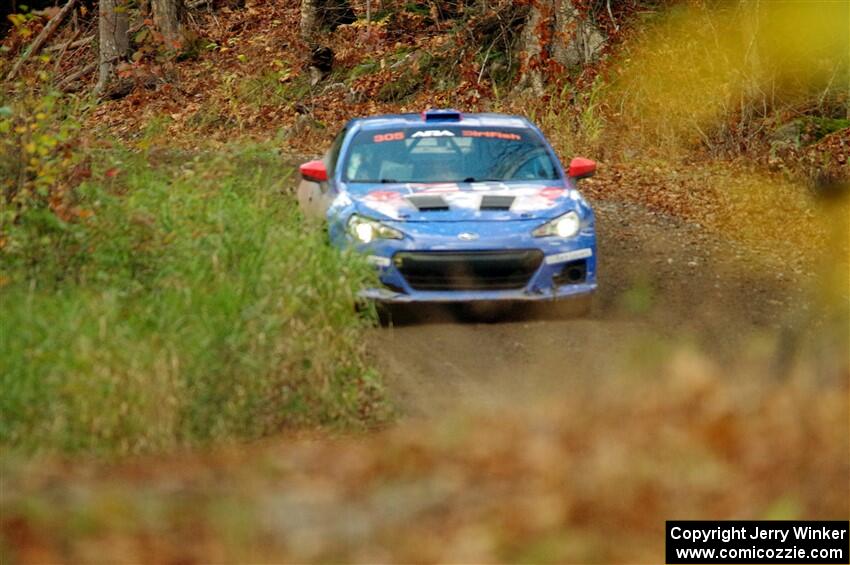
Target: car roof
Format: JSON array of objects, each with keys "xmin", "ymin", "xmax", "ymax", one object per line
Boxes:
[{"xmin": 348, "ymin": 111, "xmax": 532, "ymax": 131}]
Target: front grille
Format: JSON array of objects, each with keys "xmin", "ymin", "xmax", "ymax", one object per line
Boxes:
[{"xmin": 394, "ymin": 250, "xmax": 543, "ymax": 291}]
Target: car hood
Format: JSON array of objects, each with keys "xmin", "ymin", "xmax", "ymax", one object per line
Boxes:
[{"xmin": 342, "ymin": 180, "xmax": 583, "ymax": 222}]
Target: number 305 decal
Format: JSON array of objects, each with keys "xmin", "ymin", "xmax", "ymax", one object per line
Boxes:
[{"xmin": 373, "ymin": 131, "xmax": 405, "ymax": 143}]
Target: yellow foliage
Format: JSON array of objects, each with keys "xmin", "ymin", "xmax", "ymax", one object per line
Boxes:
[
  {"xmin": 0, "ymin": 91, "xmax": 81, "ymax": 238},
  {"xmin": 605, "ymin": 1, "xmax": 849, "ymax": 151}
]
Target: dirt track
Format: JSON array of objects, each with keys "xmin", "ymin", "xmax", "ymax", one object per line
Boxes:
[{"xmin": 371, "ymin": 198, "xmax": 808, "ymax": 415}]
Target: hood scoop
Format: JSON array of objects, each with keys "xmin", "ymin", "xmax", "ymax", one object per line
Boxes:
[
  {"xmin": 352, "ymin": 181, "xmax": 570, "ymax": 222},
  {"xmin": 480, "ymin": 194, "xmax": 515, "ymax": 210},
  {"xmin": 405, "ymin": 193, "xmax": 516, "ymax": 212},
  {"xmin": 406, "ymin": 194, "xmax": 450, "ymax": 211}
]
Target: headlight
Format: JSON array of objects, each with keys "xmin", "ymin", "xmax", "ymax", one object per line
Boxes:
[
  {"xmin": 532, "ymin": 211, "xmax": 582, "ymax": 238},
  {"xmin": 347, "ymin": 214, "xmax": 403, "ymax": 243}
]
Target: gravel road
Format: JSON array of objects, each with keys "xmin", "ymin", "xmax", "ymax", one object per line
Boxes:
[{"xmin": 371, "ymin": 198, "xmax": 808, "ymax": 415}]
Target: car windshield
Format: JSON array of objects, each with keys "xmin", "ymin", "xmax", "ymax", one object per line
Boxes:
[{"xmin": 342, "ymin": 126, "xmax": 559, "ymax": 183}]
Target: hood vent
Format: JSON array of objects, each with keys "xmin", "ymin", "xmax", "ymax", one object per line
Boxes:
[
  {"xmin": 406, "ymin": 194, "xmax": 450, "ymax": 211},
  {"xmin": 480, "ymin": 195, "xmax": 515, "ymax": 210}
]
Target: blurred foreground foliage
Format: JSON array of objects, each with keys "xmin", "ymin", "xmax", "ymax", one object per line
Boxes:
[
  {"xmin": 1, "ymin": 354, "xmax": 847, "ymax": 562},
  {"xmin": 603, "ymin": 1, "xmax": 848, "ymax": 154},
  {"xmin": 0, "ymin": 132, "xmax": 390, "ymax": 455}
]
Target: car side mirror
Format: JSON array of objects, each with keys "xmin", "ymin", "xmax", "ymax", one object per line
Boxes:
[
  {"xmin": 568, "ymin": 157, "xmax": 596, "ymax": 180},
  {"xmin": 300, "ymin": 160, "xmax": 328, "ymax": 183}
]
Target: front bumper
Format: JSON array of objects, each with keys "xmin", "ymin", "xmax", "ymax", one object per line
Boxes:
[
  {"xmin": 348, "ymin": 220, "xmax": 597, "ymax": 304},
  {"xmin": 360, "ymin": 282, "xmax": 597, "ymax": 303}
]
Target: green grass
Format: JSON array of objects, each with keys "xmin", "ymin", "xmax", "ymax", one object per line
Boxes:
[{"xmin": 0, "ymin": 144, "xmax": 390, "ymax": 456}]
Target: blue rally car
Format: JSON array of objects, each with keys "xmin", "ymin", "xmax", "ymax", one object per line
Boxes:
[{"xmin": 297, "ymin": 109, "xmax": 597, "ymax": 309}]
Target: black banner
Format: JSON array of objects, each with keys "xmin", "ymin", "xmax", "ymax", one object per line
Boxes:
[{"xmin": 666, "ymin": 521, "xmax": 849, "ymax": 564}]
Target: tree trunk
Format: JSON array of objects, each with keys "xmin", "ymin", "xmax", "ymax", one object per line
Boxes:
[
  {"xmin": 551, "ymin": 0, "xmax": 605, "ymax": 70},
  {"xmin": 95, "ymin": 0, "xmax": 129, "ymax": 95},
  {"xmin": 151, "ymin": 0, "xmax": 184, "ymax": 49},
  {"xmin": 515, "ymin": 0, "xmax": 605, "ymax": 93},
  {"xmin": 301, "ymin": 0, "xmax": 319, "ymax": 41},
  {"xmin": 300, "ymin": 0, "xmax": 355, "ymax": 43},
  {"xmin": 515, "ymin": 1, "xmax": 547, "ymax": 94}
]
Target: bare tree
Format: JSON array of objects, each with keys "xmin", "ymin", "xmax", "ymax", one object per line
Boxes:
[
  {"xmin": 300, "ymin": 0, "xmax": 355, "ymax": 42},
  {"xmin": 515, "ymin": 1, "xmax": 547, "ymax": 95},
  {"xmin": 301, "ymin": 0, "xmax": 320, "ymax": 41},
  {"xmin": 151, "ymin": 0, "xmax": 184, "ymax": 49},
  {"xmin": 95, "ymin": 0, "xmax": 129, "ymax": 95},
  {"xmin": 5, "ymin": 0, "xmax": 78, "ymax": 82},
  {"xmin": 300, "ymin": 0, "xmax": 355, "ymax": 85},
  {"xmin": 515, "ymin": 0, "xmax": 605, "ymax": 94}
]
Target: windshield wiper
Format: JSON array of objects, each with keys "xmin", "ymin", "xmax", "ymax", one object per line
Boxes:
[{"xmin": 462, "ymin": 177, "xmax": 503, "ymax": 183}]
